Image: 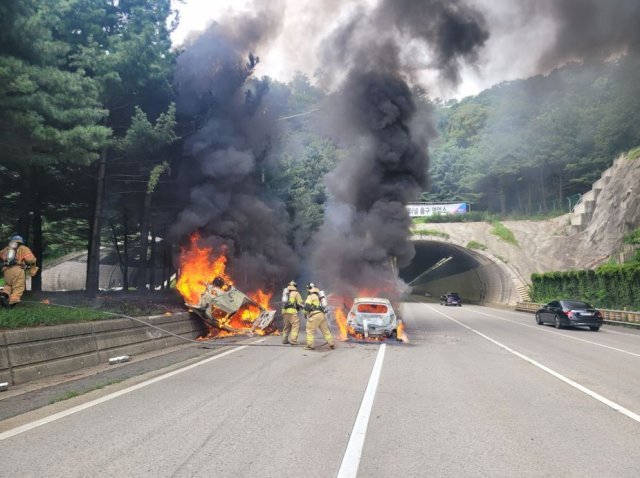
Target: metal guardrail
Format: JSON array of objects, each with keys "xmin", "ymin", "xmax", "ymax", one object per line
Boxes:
[{"xmin": 515, "ymin": 302, "xmax": 640, "ymax": 327}]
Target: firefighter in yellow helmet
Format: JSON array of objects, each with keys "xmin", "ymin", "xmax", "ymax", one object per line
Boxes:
[
  {"xmin": 281, "ymin": 280, "xmax": 303, "ymax": 345},
  {"xmin": 0, "ymin": 235, "xmax": 38, "ymax": 308},
  {"xmin": 303, "ymin": 283, "xmax": 335, "ymax": 350}
]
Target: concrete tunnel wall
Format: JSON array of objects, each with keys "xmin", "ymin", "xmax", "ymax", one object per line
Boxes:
[{"xmin": 400, "ymin": 239, "xmax": 522, "ymax": 305}]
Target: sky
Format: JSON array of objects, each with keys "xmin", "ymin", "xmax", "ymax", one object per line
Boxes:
[{"xmin": 171, "ymin": 0, "xmax": 638, "ymax": 99}]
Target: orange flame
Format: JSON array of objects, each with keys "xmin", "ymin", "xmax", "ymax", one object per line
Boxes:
[
  {"xmin": 397, "ymin": 320, "xmax": 409, "ymax": 343},
  {"xmin": 176, "ymin": 233, "xmax": 233, "ymax": 305},
  {"xmin": 176, "ymin": 233, "xmax": 275, "ymax": 338},
  {"xmin": 334, "ymin": 307, "xmax": 349, "ymax": 341},
  {"xmin": 332, "ymin": 289, "xmax": 406, "ymax": 343}
]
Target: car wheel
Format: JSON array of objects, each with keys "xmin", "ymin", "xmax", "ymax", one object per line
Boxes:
[
  {"xmin": 554, "ymin": 315, "xmax": 562, "ymax": 329},
  {"xmin": 535, "ymin": 312, "xmax": 543, "ymax": 325},
  {"xmin": 590, "ymin": 326, "xmax": 600, "ymax": 331},
  {"xmin": 458, "ymin": 304, "xmax": 462, "ymax": 307}
]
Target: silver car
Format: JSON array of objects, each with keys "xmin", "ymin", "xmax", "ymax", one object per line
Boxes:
[{"xmin": 347, "ymin": 297, "xmax": 399, "ymax": 339}]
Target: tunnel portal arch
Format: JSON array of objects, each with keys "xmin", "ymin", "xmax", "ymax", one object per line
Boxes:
[{"xmin": 400, "ymin": 239, "xmax": 526, "ymax": 305}]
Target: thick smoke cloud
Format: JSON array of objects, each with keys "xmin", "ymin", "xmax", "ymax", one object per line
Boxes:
[
  {"xmin": 171, "ymin": 3, "xmax": 297, "ymax": 292},
  {"xmin": 312, "ymin": 0, "xmax": 488, "ymax": 298},
  {"xmin": 536, "ymin": 0, "xmax": 640, "ymax": 71}
]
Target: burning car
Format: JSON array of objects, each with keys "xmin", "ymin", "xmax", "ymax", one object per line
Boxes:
[
  {"xmin": 185, "ymin": 277, "xmax": 276, "ymax": 335},
  {"xmin": 346, "ymin": 297, "xmax": 401, "ymax": 340}
]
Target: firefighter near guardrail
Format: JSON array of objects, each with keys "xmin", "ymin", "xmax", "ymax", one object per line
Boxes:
[{"xmin": 0, "ymin": 235, "xmax": 38, "ymax": 308}]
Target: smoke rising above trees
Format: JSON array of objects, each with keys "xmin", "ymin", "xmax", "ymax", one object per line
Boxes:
[
  {"xmin": 310, "ymin": 0, "xmax": 488, "ymax": 297},
  {"xmin": 171, "ymin": 5, "xmax": 297, "ymax": 292}
]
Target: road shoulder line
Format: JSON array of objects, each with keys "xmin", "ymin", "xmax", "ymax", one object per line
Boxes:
[
  {"xmin": 425, "ymin": 305, "xmax": 640, "ymax": 424},
  {"xmin": 0, "ymin": 341, "xmax": 261, "ymax": 441}
]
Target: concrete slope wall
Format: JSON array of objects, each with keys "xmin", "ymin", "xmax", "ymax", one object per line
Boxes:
[{"xmin": 0, "ymin": 312, "xmax": 205, "ymax": 385}]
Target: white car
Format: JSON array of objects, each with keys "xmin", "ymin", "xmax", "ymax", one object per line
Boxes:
[{"xmin": 347, "ymin": 297, "xmax": 400, "ymax": 340}]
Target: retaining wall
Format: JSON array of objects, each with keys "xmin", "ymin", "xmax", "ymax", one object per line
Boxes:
[
  {"xmin": 515, "ymin": 302, "xmax": 640, "ymax": 326},
  {"xmin": 0, "ymin": 312, "xmax": 205, "ymax": 385}
]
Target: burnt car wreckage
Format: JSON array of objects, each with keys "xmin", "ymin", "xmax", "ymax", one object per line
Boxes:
[
  {"xmin": 185, "ymin": 280, "xmax": 276, "ymax": 335},
  {"xmin": 346, "ymin": 297, "xmax": 403, "ymax": 340}
]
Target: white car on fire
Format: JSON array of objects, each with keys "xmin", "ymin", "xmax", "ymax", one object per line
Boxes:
[{"xmin": 346, "ymin": 297, "xmax": 400, "ymax": 340}]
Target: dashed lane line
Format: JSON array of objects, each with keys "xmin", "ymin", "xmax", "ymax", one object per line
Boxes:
[
  {"xmin": 424, "ymin": 305, "xmax": 640, "ymax": 424},
  {"xmin": 464, "ymin": 306, "xmax": 640, "ymax": 359},
  {"xmin": 337, "ymin": 343, "xmax": 387, "ymax": 478}
]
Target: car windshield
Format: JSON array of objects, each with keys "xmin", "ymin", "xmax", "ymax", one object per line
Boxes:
[
  {"xmin": 448, "ymin": 293, "xmax": 460, "ymax": 297},
  {"xmin": 562, "ymin": 300, "xmax": 592, "ymax": 309},
  {"xmin": 356, "ymin": 303, "xmax": 389, "ymax": 314}
]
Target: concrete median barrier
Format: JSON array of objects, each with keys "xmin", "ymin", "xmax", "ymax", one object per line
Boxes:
[{"xmin": 0, "ymin": 312, "xmax": 205, "ymax": 386}]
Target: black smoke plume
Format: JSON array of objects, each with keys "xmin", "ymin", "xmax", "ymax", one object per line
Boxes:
[
  {"xmin": 312, "ymin": 0, "xmax": 488, "ymax": 298},
  {"xmin": 537, "ymin": 0, "xmax": 640, "ymax": 71},
  {"xmin": 171, "ymin": 6, "xmax": 297, "ymax": 292}
]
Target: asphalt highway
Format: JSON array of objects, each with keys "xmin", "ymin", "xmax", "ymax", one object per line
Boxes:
[{"xmin": 2, "ymin": 303, "xmax": 640, "ymax": 477}]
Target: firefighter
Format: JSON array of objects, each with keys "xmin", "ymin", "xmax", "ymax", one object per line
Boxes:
[
  {"xmin": 0, "ymin": 235, "xmax": 38, "ymax": 308},
  {"xmin": 281, "ymin": 280, "xmax": 303, "ymax": 345},
  {"xmin": 303, "ymin": 283, "xmax": 335, "ymax": 350}
]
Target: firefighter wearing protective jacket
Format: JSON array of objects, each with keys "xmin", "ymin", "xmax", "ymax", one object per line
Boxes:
[
  {"xmin": 0, "ymin": 235, "xmax": 38, "ymax": 308},
  {"xmin": 303, "ymin": 283, "xmax": 335, "ymax": 350},
  {"xmin": 281, "ymin": 280, "xmax": 303, "ymax": 345}
]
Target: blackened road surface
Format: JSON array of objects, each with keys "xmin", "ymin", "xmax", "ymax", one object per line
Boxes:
[{"xmin": 2, "ymin": 303, "xmax": 640, "ymax": 477}]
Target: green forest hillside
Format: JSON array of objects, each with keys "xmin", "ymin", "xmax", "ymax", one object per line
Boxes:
[
  {"xmin": 1, "ymin": 1, "xmax": 639, "ymax": 293},
  {"xmin": 426, "ymin": 54, "xmax": 640, "ymax": 214}
]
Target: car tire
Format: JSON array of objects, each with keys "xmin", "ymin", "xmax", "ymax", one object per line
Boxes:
[
  {"xmin": 535, "ymin": 312, "xmax": 543, "ymax": 325},
  {"xmin": 590, "ymin": 326, "xmax": 600, "ymax": 331},
  {"xmin": 554, "ymin": 315, "xmax": 562, "ymax": 329},
  {"xmin": 458, "ymin": 304, "xmax": 462, "ymax": 307}
]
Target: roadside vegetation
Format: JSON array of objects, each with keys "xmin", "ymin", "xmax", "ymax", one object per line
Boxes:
[
  {"xmin": 466, "ymin": 240, "xmax": 487, "ymax": 251},
  {"xmin": 0, "ymin": 291, "xmax": 183, "ymax": 329},
  {"xmin": 48, "ymin": 379, "xmax": 125, "ymax": 405},
  {"xmin": 531, "ymin": 263, "xmax": 640, "ymax": 310},
  {"xmin": 489, "ymin": 221, "xmax": 519, "ymax": 246},
  {"xmin": 2, "ymin": 3, "xmax": 639, "ymax": 325},
  {"xmin": 412, "ymin": 229, "xmax": 450, "ymax": 239},
  {"xmin": 413, "ymin": 210, "xmax": 565, "ymax": 224}
]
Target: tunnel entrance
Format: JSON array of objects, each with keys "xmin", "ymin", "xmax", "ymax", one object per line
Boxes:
[{"xmin": 399, "ymin": 240, "xmax": 520, "ymax": 305}]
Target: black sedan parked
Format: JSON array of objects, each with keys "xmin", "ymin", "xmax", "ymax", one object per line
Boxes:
[{"xmin": 535, "ymin": 300, "xmax": 603, "ymax": 331}]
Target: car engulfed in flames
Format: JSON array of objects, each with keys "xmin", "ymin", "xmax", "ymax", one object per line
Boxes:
[
  {"xmin": 333, "ymin": 295, "xmax": 407, "ymax": 343},
  {"xmin": 186, "ymin": 286, "xmax": 276, "ymax": 336},
  {"xmin": 176, "ymin": 234, "xmax": 276, "ymax": 337}
]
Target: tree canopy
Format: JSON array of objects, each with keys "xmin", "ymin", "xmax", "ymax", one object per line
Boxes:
[{"xmin": 1, "ymin": 3, "xmax": 639, "ymax": 292}]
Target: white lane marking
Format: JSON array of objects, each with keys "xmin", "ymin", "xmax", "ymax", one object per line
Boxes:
[
  {"xmin": 466, "ymin": 306, "xmax": 640, "ymax": 359},
  {"xmin": 337, "ymin": 344, "xmax": 387, "ymax": 478},
  {"xmin": 425, "ymin": 305, "xmax": 640, "ymax": 424},
  {"xmin": 0, "ymin": 341, "xmax": 263, "ymax": 441}
]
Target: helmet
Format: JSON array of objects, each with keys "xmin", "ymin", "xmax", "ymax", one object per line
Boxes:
[
  {"xmin": 212, "ymin": 277, "xmax": 225, "ymax": 288},
  {"xmin": 288, "ymin": 280, "xmax": 297, "ymax": 287},
  {"xmin": 307, "ymin": 282, "xmax": 319, "ymax": 293},
  {"xmin": 10, "ymin": 235, "xmax": 24, "ymax": 244}
]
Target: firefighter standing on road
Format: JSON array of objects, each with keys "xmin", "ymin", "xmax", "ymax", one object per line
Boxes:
[
  {"xmin": 281, "ymin": 280, "xmax": 303, "ymax": 345},
  {"xmin": 0, "ymin": 235, "xmax": 38, "ymax": 308},
  {"xmin": 303, "ymin": 283, "xmax": 335, "ymax": 350}
]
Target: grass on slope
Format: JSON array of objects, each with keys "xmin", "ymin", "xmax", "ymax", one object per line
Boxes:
[
  {"xmin": 490, "ymin": 221, "xmax": 519, "ymax": 246},
  {"xmin": 0, "ymin": 290, "xmax": 184, "ymax": 329}
]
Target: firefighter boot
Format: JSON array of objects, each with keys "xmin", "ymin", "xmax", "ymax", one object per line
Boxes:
[{"xmin": 0, "ymin": 293, "xmax": 8, "ymax": 308}]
